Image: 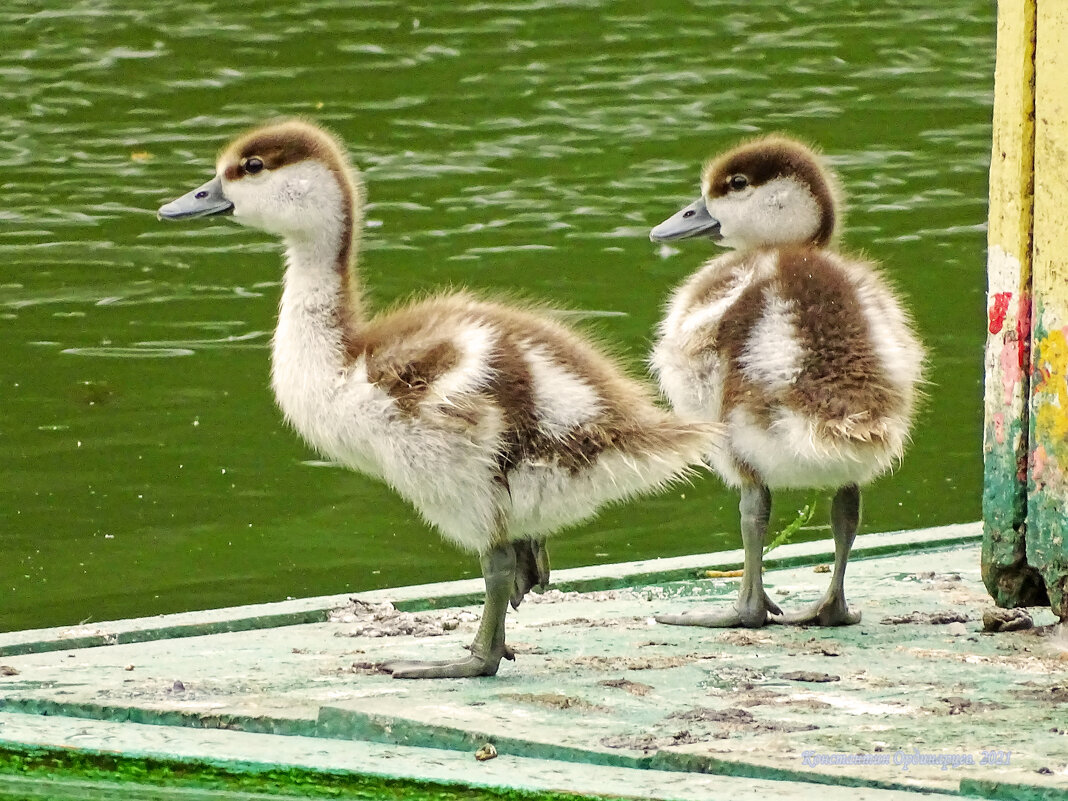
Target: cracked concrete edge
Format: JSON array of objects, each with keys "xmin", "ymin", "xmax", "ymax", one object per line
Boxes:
[{"xmin": 0, "ymin": 522, "xmax": 982, "ymax": 658}]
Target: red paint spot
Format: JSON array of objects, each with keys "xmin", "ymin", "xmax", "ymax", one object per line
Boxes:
[{"xmin": 988, "ymin": 292, "xmax": 1011, "ymax": 334}]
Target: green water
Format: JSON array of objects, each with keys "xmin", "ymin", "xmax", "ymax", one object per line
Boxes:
[{"xmin": 1, "ymin": 0, "xmax": 993, "ymax": 633}]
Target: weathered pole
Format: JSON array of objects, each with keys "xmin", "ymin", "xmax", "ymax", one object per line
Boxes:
[
  {"xmin": 1027, "ymin": 1, "xmax": 1068, "ymax": 618},
  {"xmin": 982, "ymin": 0, "xmax": 1068, "ymax": 618}
]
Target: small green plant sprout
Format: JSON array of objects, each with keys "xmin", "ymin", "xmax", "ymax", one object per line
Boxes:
[{"xmin": 763, "ymin": 497, "xmax": 818, "ymax": 556}]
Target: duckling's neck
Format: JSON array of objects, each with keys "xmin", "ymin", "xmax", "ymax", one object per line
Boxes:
[{"xmin": 272, "ymin": 186, "xmax": 366, "ymax": 435}]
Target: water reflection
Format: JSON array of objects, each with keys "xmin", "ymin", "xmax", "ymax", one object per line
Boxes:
[{"xmin": 0, "ymin": 0, "xmax": 993, "ymax": 632}]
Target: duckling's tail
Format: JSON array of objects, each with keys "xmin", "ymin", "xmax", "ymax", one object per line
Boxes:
[
  {"xmin": 624, "ymin": 415, "xmax": 723, "ymax": 476},
  {"xmin": 585, "ymin": 414, "xmax": 722, "ymax": 505},
  {"xmin": 819, "ymin": 413, "xmax": 906, "ymax": 452},
  {"xmin": 499, "ymin": 415, "xmax": 721, "ymax": 552}
]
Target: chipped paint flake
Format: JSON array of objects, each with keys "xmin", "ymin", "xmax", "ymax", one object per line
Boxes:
[
  {"xmin": 988, "ymin": 291, "xmax": 1012, "ymax": 334},
  {"xmin": 1032, "ymin": 324, "xmax": 1068, "ymax": 464}
]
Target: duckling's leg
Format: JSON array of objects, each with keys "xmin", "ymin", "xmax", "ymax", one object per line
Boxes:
[
  {"xmin": 511, "ymin": 537, "xmax": 549, "ymax": 608},
  {"xmin": 656, "ymin": 482, "xmax": 782, "ymax": 628},
  {"xmin": 381, "ymin": 543, "xmax": 517, "ymax": 679},
  {"xmin": 774, "ymin": 483, "xmax": 862, "ymax": 626}
]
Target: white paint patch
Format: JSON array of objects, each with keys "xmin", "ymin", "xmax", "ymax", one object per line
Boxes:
[
  {"xmin": 986, "ymin": 243, "xmax": 1024, "ymax": 292},
  {"xmin": 792, "ymin": 693, "xmax": 913, "ymax": 716},
  {"xmin": 982, "ymin": 245, "xmax": 1029, "ymax": 428}
]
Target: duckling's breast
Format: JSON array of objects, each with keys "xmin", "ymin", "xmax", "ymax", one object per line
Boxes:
[{"xmin": 651, "ymin": 249, "xmax": 776, "ymax": 420}]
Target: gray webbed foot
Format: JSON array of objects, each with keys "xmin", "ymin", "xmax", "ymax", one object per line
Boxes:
[
  {"xmin": 656, "ymin": 590, "xmax": 782, "ymax": 628},
  {"xmin": 379, "ymin": 646, "xmax": 514, "ymax": 679},
  {"xmin": 657, "ymin": 483, "xmax": 779, "ymax": 629},
  {"xmin": 773, "ymin": 597, "xmax": 861, "ymax": 627},
  {"xmin": 379, "ymin": 543, "xmax": 517, "ymax": 679}
]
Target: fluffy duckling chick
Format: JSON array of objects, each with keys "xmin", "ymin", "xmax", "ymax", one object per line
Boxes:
[
  {"xmin": 159, "ymin": 119, "xmax": 719, "ymax": 678},
  {"xmin": 649, "ymin": 135, "xmax": 924, "ymax": 628}
]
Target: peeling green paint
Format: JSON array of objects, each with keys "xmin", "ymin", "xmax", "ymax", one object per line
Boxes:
[
  {"xmin": 1028, "ymin": 307, "xmax": 1068, "ymax": 618},
  {"xmin": 982, "ymin": 279, "xmax": 1046, "ymax": 607},
  {"xmin": 981, "ymin": 434, "xmax": 1047, "ymax": 607}
]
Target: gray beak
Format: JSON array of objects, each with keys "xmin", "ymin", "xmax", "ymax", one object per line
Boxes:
[
  {"xmin": 157, "ymin": 175, "xmax": 234, "ymax": 221},
  {"xmin": 649, "ymin": 197, "xmax": 721, "ymax": 242}
]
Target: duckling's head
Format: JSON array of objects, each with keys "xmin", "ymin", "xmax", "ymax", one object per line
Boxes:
[
  {"xmin": 650, "ymin": 135, "xmax": 839, "ymax": 250},
  {"xmin": 159, "ymin": 119, "xmax": 361, "ymax": 243}
]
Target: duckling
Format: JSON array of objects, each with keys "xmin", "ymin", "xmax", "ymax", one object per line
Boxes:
[
  {"xmin": 158, "ymin": 119, "xmax": 719, "ymax": 678},
  {"xmin": 648, "ymin": 135, "xmax": 924, "ymax": 628}
]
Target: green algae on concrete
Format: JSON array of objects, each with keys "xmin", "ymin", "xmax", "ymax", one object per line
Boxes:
[
  {"xmin": 0, "ymin": 743, "xmax": 603, "ymax": 801},
  {"xmin": 0, "ymin": 716, "xmax": 968, "ymax": 801}
]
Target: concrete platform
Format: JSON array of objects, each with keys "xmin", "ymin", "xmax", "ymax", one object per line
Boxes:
[{"xmin": 1, "ymin": 523, "xmax": 1066, "ymax": 800}]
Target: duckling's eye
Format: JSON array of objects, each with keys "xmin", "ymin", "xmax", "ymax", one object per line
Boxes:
[
  {"xmin": 728, "ymin": 174, "xmax": 749, "ymax": 191},
  {"xmin": 242, "ymin": 156, "xmax": 264, "ymax": 175}
]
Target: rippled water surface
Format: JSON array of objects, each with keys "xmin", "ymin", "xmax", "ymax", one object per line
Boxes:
[{"xmin": 1, "ymin": 0, "xmax": 993, "ymax": 631}]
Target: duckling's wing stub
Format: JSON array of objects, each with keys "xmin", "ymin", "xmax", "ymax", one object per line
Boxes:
[
  {"xmin": 158, "ymin": 175, "xmax": 234, "ymax": 221},
  {"xmin": 650, "ymin": 197, "xmax": 722, "ymax": 242}
]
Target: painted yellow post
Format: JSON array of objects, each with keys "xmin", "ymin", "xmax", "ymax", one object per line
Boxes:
[
  {"xmin": 981, "ymin": 0, "xmax": 1046, "ymax": 607},
  {"xmin": 1028, "ymin": 1, "xmax": 1068, "ymax": 618}
]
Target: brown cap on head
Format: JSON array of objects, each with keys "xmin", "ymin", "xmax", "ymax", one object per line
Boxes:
[
  {"xmin": 218, "ymin": 118, "xmax": 352, "ymax": 183},
  {"xmin": 702, "ymin": 135, "xmax": 840, "ymax": 246},
  {"xmin": 214, "ymin": 118, "xmax": 364, "ymax": 277}
]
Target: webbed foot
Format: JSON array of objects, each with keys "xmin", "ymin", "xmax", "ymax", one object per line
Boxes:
[
  {"xmin": 658, "ymin": 484, "xmax": 780, "ymax": 629},
  {"xmin": 656, "ymin": 591, "xmax": 782, "ymax": 629},
  {"xmin": 380, "ymin": 646, "xmax": 514, "ymax": 679},
  {"xmin": 772, "ymin": 597, "xmax": 861, "ymax": 627},
  {"xmin": 378, "ymin": 540, "xmax": 520, "ymax": 679}
]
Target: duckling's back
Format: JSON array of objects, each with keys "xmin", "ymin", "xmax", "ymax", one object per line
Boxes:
[{"xmin": 652, "ymin": 245, "xmax": 923, "ymax": 490}]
